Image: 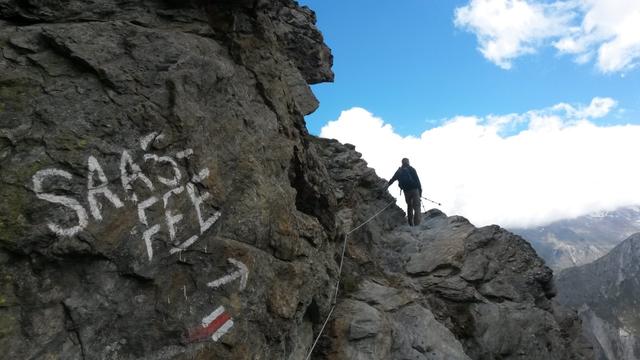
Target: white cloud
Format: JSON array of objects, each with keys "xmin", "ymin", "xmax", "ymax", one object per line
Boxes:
[
  {"xmin": 454, "ymin": 0, "xmax": 574, "ymax": 69},
  {"xmin": 319, "ymin": 99, "xmax": 640, "ymax": 228},
  {"xmin": 551, "ymin": 97, "xmax": 617, "ymax": 119},
  {"xmin": 454, "ymin": 0, "xmax": 640, "ymax": 73}
]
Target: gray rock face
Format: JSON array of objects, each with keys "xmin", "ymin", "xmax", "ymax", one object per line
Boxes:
[
  {"xmin": 556, "ymin": 233, "xmax": 640, "ymax": 360},
  {"xmin": 578, "ymin": 307, "xmax": 639, "ymax": 360},
  {"xmin": 329, "ymin": 299, "xmax": 470, "ymax": 360},
  {"xmin": 0, "ymin": 1, "xmax": 591, "ymax": 359},
  {"xmin": 371, "ymin": 212, "xmax": 590, "ymax": 360},
  {"xmin": 1, "ymin": 1, "xmax": 337, "ymax": 359}
]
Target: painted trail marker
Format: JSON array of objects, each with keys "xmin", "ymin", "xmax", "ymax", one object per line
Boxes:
[
  {"xmin": 188, "ymin": 306, "xmax": 234, "ymax": 342},
  {"xmin": 32, "ymin": 131, "xmax": 222, "ymax": 262},
  {"xmin": 207, "ymin": 258, "xmax": 249, "ymax": 292}
]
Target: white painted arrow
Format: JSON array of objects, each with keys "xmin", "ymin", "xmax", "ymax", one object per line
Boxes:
[{"xmin": 207, "ymin": 258, "xmax": 249, "ymax": 291}]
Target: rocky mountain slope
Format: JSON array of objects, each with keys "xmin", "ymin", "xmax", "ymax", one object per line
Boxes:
[
  {"xmin": 1, "ymin": 1, "xmax": 592, "ymax": 359},
  {"xmin": 511, "ymin": 207, "xmax": 640, "ymax": 270},
  {"xmin": 556, "ymin": 234, "xmax": 640, "ymax": 360}
]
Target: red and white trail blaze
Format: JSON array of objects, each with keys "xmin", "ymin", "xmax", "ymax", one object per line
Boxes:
[{"xmin": 188, "ymin": 306, "xmax": 234, "ymax": 342}]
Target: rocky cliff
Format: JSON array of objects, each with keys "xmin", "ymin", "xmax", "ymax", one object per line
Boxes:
[
  {"xmin": 0, "ymin": 1, "xmax": 592, "ymax": 359},
  {"xmin": 556, "ymin": 234, "xmax": 640, "ymax": 360}
]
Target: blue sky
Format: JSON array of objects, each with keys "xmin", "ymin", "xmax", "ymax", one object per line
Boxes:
[{"xmin": 300, "ymin": 0, "xmax": 640, "ymax": 137}]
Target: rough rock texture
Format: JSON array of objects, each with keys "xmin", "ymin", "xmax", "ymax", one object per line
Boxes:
[
  {"xmin": 1, "ymin": 1, "xmax": 338, "ymax": 359},
  {"xmin": 315, "ymin": 203, "xmax": 593, "ymax": 360},
  {"xmin": 556, "ymin": 234, "xmax": 640, "ymax": 360},
  {"xmin": 1, "ymin": 1, "xmax": 592, "ymax": 359}
]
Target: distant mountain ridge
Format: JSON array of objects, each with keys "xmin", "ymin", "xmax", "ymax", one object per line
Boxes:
[
  {"xmin": 511, "ymin": 207, "xmax": 640, "ymax": 270},
  {"xmin": 556, "ymin": 233, "xmax": 640, "ymax": 359}
]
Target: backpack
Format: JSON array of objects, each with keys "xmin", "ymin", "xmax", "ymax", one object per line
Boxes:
[{"xmin": 397, "ymin": 167, "xmax": 418, "ymax": 190}]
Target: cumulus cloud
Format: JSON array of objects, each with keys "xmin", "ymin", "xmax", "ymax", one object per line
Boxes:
[
  {"xmin": 454, "ymin": 0, "xmax": 640, "ymax": 73},
  {"xmin": 319, "ymin": 99, "xmax": 640, "ymax": 228},
  {"xmin": 454, "ymin": 0, "xmax": 574, "ymax": 69}
]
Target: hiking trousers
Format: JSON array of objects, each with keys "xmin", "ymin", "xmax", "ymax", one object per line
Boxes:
[{"xmin": 404, "ymin": 189, "xmax": 421, "ymax": 226}]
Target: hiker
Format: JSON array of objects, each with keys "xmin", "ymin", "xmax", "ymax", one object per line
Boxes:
[{"xmin": 384, "ymin": 158, "xmax": 422, "ymax": 226}]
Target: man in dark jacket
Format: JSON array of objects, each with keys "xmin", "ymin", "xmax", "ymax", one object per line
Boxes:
[{"xmin": 384, "ymin": 158, "xmax": 422, "ymax": 226}]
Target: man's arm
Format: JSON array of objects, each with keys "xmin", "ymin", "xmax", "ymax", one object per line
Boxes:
[
  {"xmin": 388, "ymin": 171, "xmax": 399, "ymax": 185},
  {"xmin": 384, "ymin": 169, "xmax": 400, "ymax": 190}
]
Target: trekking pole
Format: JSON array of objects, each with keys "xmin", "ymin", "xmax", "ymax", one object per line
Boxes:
[{"xmin": 421, "ymin": 196, "xmax": 442, "ymax": 207}]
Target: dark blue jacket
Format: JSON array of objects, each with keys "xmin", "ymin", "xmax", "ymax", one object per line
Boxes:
[{"xmin": 389, "ymin": 165, "xmax": 421, "ymax": 192}]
